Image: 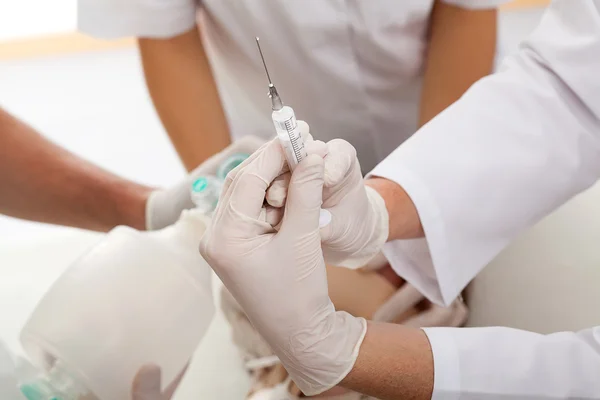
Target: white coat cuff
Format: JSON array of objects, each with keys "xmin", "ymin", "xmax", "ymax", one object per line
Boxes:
[
  {"xmin": 422, "ymin": 328, "xmax": 461, "ymax": 400},
  {"xmin": 78, "ymin": 0, "xmax": 198, "ymax": 39},
  {"xmin": 368, "ymin": 164, "xmax": 459, "ymax": 307}
]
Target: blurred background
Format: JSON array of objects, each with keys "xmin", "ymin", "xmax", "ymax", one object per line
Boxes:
[
  {"xmin": 4, "ymin": 1, "xmax": 600, "ymax": 398},
  {"xmin": 0, "ymin": 1, "xmax": 75, "ymax": 41}
]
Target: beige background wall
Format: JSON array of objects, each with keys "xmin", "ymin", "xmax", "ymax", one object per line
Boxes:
[{"xmin": 0, "ymin": 34, "xmax": 134, "ymax": 61}]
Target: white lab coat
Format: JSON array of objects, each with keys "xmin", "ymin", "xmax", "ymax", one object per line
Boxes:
[
  {"xmin": 77, "ymin": 0, "xmax": 505, "ymax": 173},
  {"xmin": 371, "ymin": 0, "xmax": 600, "ymax": 398}
]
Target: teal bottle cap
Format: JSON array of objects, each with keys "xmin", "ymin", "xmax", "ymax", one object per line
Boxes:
[
  {"xmin": 192, "ymin": 177, "xmax": 209, "ymax": 193},
  {"xmin": 20, "ymin": 381, "xmax": 62, "ymax": 400}
]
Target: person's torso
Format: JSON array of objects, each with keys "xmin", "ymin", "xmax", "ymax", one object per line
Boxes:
[{"xmin": 200, "ymin": 0, "xmax": 435, "ymax": 173}]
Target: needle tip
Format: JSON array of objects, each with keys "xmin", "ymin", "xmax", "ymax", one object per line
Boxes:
[{"xmin": 255, "ymin": 36, "xmax": 273, "ymax": 86}]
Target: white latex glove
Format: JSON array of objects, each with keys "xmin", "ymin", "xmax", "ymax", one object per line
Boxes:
[
  {"xmin": 131, "ymin": 365, "xmax": 188, "ymax": 400},
  {"xmin": 146, "ymin": 136, "xmax": 266, "ymax": 230},
  {"xmin": 318, "ymin": 139, "xmax": 389, "ymax": 268},
  {"xmin": 199, "ymin": 139, "xmax": 366, "ymax": 396},
  {"xmin": 265, "ymin": 123, "xmax": 389, "ymax": 269}
]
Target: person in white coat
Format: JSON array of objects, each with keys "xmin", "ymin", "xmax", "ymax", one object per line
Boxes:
[{"xmin": 199, "ymin": 0, "xmax": 600, "ymax": 398}]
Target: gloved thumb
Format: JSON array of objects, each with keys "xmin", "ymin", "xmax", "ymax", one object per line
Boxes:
[
  {"xmin": 280, "ymin": 154, "xmax": 325, "ymax": 235},
  {"xmin": 298, "ymin": 120, "xmax": 312, "ymax": 142}
]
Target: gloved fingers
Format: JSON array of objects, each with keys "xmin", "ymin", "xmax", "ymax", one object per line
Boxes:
[
  {"xmin": 280, "ymin": 154, "xmax": 325, "ymax": 235},
  {"xmin": 219, "ymin": 136, "xmax": 271, "ymax": 181},
  {"xmin": 265, "ymin": 205, "xmax": 284, "ymax": 229},
  {"xmin": 265, "ymin": 140, "xmax": 327, "ymax": 208},
  {"xmin": 190, "ymin": 136, "xmax": 266, "ymax": 178},
  {"xmin": 221, "ymin": 138, "xmax": 286, "ymax": 199},
  {"xmin": 223, "ymin": 139, "xmax": 275, "ymax": 187},
  {"xmin": 215, "ymin": 139, "xmax": 282, "ymax": 223},
  {"xmin": 318, "ymin": 212, "xmax": 337, "ymax": 243},
  {"xmin": 297, "ymin": 120, "xmax": 311, "ymax": 142},
  {"xmin": 313, "ymin": 140, "xmax": 361, "ymax": 242},
  {"xmin": 131, "ymin": 365, "xmax": 162, "ymax": 399},
  {"xmin": 226, "ymin": 140, "xmax": 289, "ymax": 222},
  {"xmin": 147, "ymin": 137, "xmax": 268, "ymax": 231},
  {"xmin": 306, "ymin": 138, "xmax": 328, "ymax": 158},
  {"xmin": 322, "ymin": 139, "xmax": 360, "ymax": 189},
  {"xmin": 266, "ymin": 173, "xmax": 290, "ymax": 208},
  {"xmin": 232, "ymin": 124, "xmax": 317, "ymax": 213}
]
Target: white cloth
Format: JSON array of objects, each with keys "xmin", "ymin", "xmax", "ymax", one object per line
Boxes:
[
  {"xmin": 371, "ymin": 0, "xmax": 600, "ymax": 398},
  {"xmin": 77, "ymin": 0, "xmax": 506, "ymax": 173}
]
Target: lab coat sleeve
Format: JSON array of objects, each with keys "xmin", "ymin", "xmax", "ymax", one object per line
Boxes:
[
  {"xmin": 77, "ymin": 0, "xmax": 198, "ymax": 39},
  {"xmin": 423, "ymin": 326, "xmax": 600, "ymax": 399},
  {"xmin": 369, "ymin": 0, "xmax": 600, "ymax": 306}
]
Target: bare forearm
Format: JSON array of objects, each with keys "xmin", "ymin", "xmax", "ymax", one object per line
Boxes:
[
  {"xmin": 0, "ymin": 108, "xmax": 151, "ymax": 231},
  {"xmin": 139, "ymin": 27, "xmax": 230, "ymax": 171},
  {"xmin": 365, "ymin": 178, "xmax": 423, "ymax": 240},
  {"xmin": 341, "ymin": 322, "xmax": 434, "ymax": 400},
  {"xmin": 419, "ymin": 2, "xmax": 497, "ymax": 126}
]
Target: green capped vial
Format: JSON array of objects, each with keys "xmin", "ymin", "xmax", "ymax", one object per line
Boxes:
[
  {"xmin": 191, "ymin": 176, "xmax": 223, "ymax": 215},
  {"xmin": 20, "ymin": 361, "xmax": 92, "ymax": 400}
]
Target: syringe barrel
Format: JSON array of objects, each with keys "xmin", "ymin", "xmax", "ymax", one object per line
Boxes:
[{"xmin": 271, "ymin": 106, "xmax": 307, "ymax": 171}]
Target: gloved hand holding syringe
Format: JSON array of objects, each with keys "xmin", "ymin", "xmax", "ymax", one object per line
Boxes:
[{"xmin": 255, "ymin": 37, "xmax": 331, "ymax": 227}]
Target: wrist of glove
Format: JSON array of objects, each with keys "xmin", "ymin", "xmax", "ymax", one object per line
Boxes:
[
  {"xmin": 321, "ymin": 183, "xmax": 388, "ymax": 269},
  {"xmin": 319, "ymin": 138, "xmax": 389, "ymax": 269},
  {"xmin": 145, "ymin": 136, "xmax": 266, "ymax": 230},
  {"xmin": 281, "ymin": 310, "xmax": 367, "ymax": 396}
]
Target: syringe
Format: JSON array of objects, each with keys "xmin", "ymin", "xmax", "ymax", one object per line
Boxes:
[
  {"xmin": 255, "ymin": 37, "xmax": 308, "ymax": 171},
  {"xmin": 255, "ymin": 37, "xmax": 332, "ymax": 228}
]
